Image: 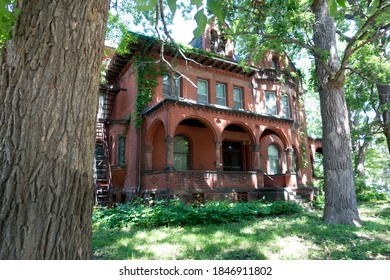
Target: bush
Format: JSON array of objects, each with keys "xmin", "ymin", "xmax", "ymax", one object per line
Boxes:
[
  {"xmin": 92, "ymin": 198, "xmax": 305, "ymax": 229},
  {"xmin": 355, "ymin": 177, "xmax": 389, "ymax": 202}
]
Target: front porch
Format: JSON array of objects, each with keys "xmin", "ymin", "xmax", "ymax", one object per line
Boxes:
[{"xmin": 141, "ymin": 170, "xmax": 314, "ymax": 203}]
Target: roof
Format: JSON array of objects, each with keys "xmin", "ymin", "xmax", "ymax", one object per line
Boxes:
[{"xmin": 105, "ymin": 32, "xmax": 259, "ymax": 83}]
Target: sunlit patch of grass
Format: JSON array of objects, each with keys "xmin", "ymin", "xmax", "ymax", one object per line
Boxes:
[{"xmin": 93, "ymin": 201, "xmax": 390, "ymax": 260}]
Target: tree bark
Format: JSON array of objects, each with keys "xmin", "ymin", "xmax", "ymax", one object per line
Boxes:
[
  {"xmin": 0, "ymin": 0, "xmax": 109, "ymax": 259},
  {"xmin": 312, "ymin": 0, "xmax": 361, "ymax": 226},
  {"xmin": 378, "ymin": 84, "xmax": 390, "ymax": 154}
]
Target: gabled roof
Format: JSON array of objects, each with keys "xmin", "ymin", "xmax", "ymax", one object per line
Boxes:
[{"xmin": 105, "ymin": 32, "xmax": 258, "ymax": 84}]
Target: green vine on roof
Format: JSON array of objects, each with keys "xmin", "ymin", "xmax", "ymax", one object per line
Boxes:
[{"xmin": 134, "ymin": 56, "xmax": 165, "ymax": 129}]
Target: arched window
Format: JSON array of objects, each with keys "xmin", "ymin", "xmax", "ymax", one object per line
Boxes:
[
  {"xmin": 268, "ymin": 144, "xmax": 280, "ymax": 175},
  {"xmin": 174, "ymin": 135, "xmax": 190, "ymax": 171},
  {"xmin": 210, "ymin": 29, "xmax": 218, "ymax": 52},
  {"xmin": 271, "ymin": 57, "xmax": 278, "ymax": 69}
]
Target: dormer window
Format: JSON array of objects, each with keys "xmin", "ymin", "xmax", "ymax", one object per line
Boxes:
[
  {"xmin": 210, "ymin": 30, "xmax": 218, "ymax": 52},
  {"xmin": 271, "ymin": 57, "xmax": 278, "ymax": 69}
]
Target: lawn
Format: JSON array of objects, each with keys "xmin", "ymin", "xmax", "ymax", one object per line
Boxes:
[{"xmin": 92, "ymin": 200, "xmax": 389, "ymax": 260}]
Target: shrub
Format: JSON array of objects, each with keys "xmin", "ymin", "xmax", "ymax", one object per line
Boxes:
[{"xmin": 92, "ymin": 198, "xmax": 305, "ymax": 229}]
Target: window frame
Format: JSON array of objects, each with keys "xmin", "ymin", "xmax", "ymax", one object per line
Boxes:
[
  {"xmin": 163, "ymin": 74, "xmax": 180, "ymax": 97},
  {"xmin": 117, "ymin": 135, "xmax": 126, "ymax": 166},
  {"xmin": 197, "ymin": 79, "xmax": 209, "ymax": 104},
  {"xmin": 173, "ymin": 135, "xmax": 190, "ymax": 171},
  {"xmin": 268, "ymin": 144, "xmax": 281, "ymax": 175},
  {"xmin": 281, "ymin": 93, "xmax": 291, "ymax": 118},
  {"xmin": 265, "ymin": 91, "xmax": 277, "ymax": 115},
  {"xmin": 233, "ymin": 86, "xmax": 243, "ymax": 110},
  {"xmin": 216, "ymin": 82, "xmax": 227, "ymax": 106}
]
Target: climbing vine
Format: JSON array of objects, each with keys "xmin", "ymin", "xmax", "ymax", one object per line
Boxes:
[
  {"xmin": 134, "ymin": 56, "xmax": 165, "ymax": 129},
  {"xmin": 298, "ymin": 93, "xmax": 309, "ymax": 169}
]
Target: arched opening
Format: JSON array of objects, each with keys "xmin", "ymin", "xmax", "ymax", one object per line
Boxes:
[
  {"xmin": 175, "ymin": 117, "xmax": 216, "ymax": 170},
  {"xmin": 314, "ymin": 147, "xmax": 324, "ymax": 178},
  {"xmin": 222, "ymin": 123, "xmax": 255, "ymax": 171}
]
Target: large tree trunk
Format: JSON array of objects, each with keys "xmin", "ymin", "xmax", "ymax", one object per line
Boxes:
[
  {"xmin": 378, "ymin": 84, "xmax": 390, "ymax": 154},
  {"xmin": 0, "ymin": 0, "xmax": 109, "ymax": 259},
  {"xmin": 312, "ymin": 0, "xmax": 361, "ymax": 226}
]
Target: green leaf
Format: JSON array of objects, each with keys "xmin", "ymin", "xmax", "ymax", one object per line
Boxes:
[
  {"xmin": 167, "ymin": 0, "xmax": 177, "ymax": 16},
  {"xmin": 336, "ymin": 0, "xmax": 347, "ymax": 9},
  {"xmin": 207, "ymin": 0, "xmax": 224, "ymax": 21},
  {"xmin": 136, "ymin": 0, "xmax": 157, "ymax": 12},
  {"xmin": 190, "ymin": 0, "xmax": 203, "ymax": 8},
  {"xmin": 193, "ymin": 9, "xmax": 207, "ymax": 38},
  {"xmin": 328, "ymin": 0, "xmax": 337, "ymax": 17}
]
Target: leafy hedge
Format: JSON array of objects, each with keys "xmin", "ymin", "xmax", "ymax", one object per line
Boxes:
[{"xmin": 92, "ymin": 199, "xmax": 305, "ymax": 229}]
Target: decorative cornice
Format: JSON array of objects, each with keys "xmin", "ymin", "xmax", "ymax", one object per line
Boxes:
[{"xmin": 143, "ymin": 98, "xmax": 294, "ymax": 126}]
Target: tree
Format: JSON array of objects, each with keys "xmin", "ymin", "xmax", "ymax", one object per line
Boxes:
[{"xmin": 0, "ymin": 0, "xmax": 109, "ymax": 259}]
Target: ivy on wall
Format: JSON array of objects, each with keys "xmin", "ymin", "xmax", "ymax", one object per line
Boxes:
[{"xmin": 134, "ymin": 56, "xmax": 165, "ymax": 129}]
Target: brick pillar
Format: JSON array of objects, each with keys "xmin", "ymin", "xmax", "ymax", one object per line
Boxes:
[
  {"xmin": 215, "ymin": 141, "xmax": 222, "ymax": 171},
  {"xmin": 165, "ymin": 136, "xmax": 174, "ymax": 171},
  {"xmin": 286, "ymin": 147, "xmax": 293, "ymax": 174},
  {"xmin": 253, "ymin": 144, "xmax": 261, "ymax": 171}
]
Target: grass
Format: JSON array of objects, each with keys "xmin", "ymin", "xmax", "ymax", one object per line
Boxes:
[{"xmin": 92, "ymin": 200, "xmax": 390, "ymax": 260}]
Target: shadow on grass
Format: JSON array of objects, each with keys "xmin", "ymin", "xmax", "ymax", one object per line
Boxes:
[{"xmin": 93, "ymin": 202, "xmax": 390, "ymax": 260}]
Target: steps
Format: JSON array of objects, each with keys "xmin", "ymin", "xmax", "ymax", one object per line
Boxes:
[{"xmin": 287, "ymin": 190, "xmax": 313, "ymax": 209}]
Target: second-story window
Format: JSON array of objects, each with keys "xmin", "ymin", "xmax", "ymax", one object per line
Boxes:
[
  {"xmin": 233, "ymin": 87, "xmax": 243, "ymax": 110},
  {"xmin": 293, "ymin": 97, "xmax": 298, "ymax": 122},
  {"xmin": 265, "ymin": 91, "xmax": 277, "ymax": 115},
  {"xmin": 216, "ymin": 83, "xmax": 226, "ymax": 106},
  {"xmin": 197, "ymin": 79, "xmax": 209, "ymax": 104},
  {"xmin": 281, "ymin": 93, "xmax": 291, "ymax": 118},
  {"xmin": 163, "ymin": 75, "xmax": 180, "ymax": 97}
]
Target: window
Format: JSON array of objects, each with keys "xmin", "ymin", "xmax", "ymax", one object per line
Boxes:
[
  {"xmin": 216, "ymin": 83, "xmax": 226, "ymax": 106},
  {"xmin": 223, "ymin": 141, "xmax": 242, "ymax": 171},
  {"xmin": 265, "ymin": 92, "xmax": 277, "ymax": 115},
  {"xmin": 163, "ymin": 75, "xmax": 180, "ymax": 97},
  {"xmin": 271, "ymin": 58, "xmax": 278, "ymax": 69},
  {"xmin": 233, "ymin": 87, "xmax": 243, "ymax": 110},
  {"xmin": 174, "ymin": 135, "xmax": 190, "ymax": 171},
  {"xmin": 117, "ymin": 135, "xmax": 126, "ymax": 166},
  {"xmin": 281, "ymin": 93, "xmax": 290, "ymax": 118},
  {"xmin": 268, "ymin": 144, "xmax": 280, "ymax": 175},
  {"xmin": 197, "ymin": 79, "xmax": 208, "ymax": 104},
  {"xmin": 293, "ymin": 97, "xmax": 298, "ymax": 122},
  {"xmin": 210, "ymin": 30, "xmax": 218, "ymax": 52}
]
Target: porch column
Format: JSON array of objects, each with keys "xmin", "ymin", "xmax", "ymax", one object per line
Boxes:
[
  {"xmin": 253, "ymin": 144, "xmax": 261, "ymax": 171},
  {"xmin": 144, "ymin": 145, "xmax": 153, "ymax": 171},
  {"xmin": 165, "ymin": 136, "xmax": 174, "ymax": 171},
  {"xmin": 215, "ymin": 141, "xmax": 222, "ymax": 171},
  {"xmin": 286, "ymin": 147, "xmax": 293, "ymax": 174}
]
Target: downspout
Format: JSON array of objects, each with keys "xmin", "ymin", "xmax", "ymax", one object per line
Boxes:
[{"xmin": 137, "ymin": 125, "xmax": 142, "ymax": 194}]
